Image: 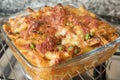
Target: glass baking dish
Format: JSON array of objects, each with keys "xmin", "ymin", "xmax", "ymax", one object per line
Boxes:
[{"xmin": 1, "ymin": 4, "xmax": 120, "ymax": 80}]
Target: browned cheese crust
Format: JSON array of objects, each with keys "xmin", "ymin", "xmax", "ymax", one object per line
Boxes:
[{"xmin": 3, "ymin": 4, "xmax": 119, "ymax": 67}]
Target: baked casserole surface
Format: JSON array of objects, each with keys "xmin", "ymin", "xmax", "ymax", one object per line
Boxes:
[{"xmin": 3, "ymin": 4, "xmax": 119, "ymax": 67}]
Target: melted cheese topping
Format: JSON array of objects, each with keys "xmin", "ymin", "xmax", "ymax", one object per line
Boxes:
[{"xmin": 3, "ymin": 4, "xmax": 119, "ymax": 67}]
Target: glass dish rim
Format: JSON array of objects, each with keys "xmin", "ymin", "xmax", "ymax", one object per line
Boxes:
[{"xmin": 0, "ymin": 5, "xmax": 120, "ymax": 70}]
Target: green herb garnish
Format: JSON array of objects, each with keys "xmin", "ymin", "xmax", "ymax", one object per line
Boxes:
[
  {"xmin": 85, "ymin": 33, "xmax": 91, "ymax": 40},
  {"xmin": 30, "ymin": 43, "xmax": 36, "ymax": 49},
  {"xmin": 68, "ymin": 45, "xmax": 74, "ymax": 51}
]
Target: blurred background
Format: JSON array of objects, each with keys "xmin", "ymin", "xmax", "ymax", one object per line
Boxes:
[{"xmin": 0, "ymin": 0, "xmax": 120, "ymax": 24}]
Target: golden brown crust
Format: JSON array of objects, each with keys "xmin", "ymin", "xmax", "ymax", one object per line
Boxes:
[{"xmin": 3, "ymin": 4, "xmax": 119, "ymax": 67}]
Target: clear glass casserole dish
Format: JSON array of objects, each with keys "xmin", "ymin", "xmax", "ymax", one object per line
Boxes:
[{"xmin": 1, "ymin": 3, "xmax": 120, "ymax": 80}]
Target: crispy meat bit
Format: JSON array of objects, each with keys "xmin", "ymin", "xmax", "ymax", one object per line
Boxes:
[
  {"xmin": 88, "ymin": 19, "xmax": 99, "ymax": 28},
  {"xmin": 68, "ymin": 15, "xmax": 90, "ymax": 34},
  {"xmin": 36, "ymin": 36, "xmax": 58, "ymax": 53},
  {"xmin": 42, "ymin": 26, "xmax": 56, "ymax": 35},
  {"xmin": 80, "ymin": 16, "xmax": 96, "ymax": 25},
  {"xmin": 50, "ymin": 4, "xmax": 66, "ymax": 29},
  {"xmin": 21, "ymin": 18, "xmax": 44, "ymax": 39},
  {"xmin": 27, "ymin": 20, "xmax": 44, "ymax": 33}
]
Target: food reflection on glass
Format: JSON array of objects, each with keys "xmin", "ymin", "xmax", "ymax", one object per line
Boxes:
[{"xmin": 2, "ymin": 4, "xmax": 120, "ymax": 80}]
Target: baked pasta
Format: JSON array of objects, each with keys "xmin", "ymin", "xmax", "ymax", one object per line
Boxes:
[{"xmin": 3, "ymin": 4, "xmax": 119, "ymax": 68}]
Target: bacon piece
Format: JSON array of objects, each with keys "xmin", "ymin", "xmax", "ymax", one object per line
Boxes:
[
  {"xmin": 69, "ymin": 15, "xmax": 90, "ymax": 33},
  {"xmin": 88, "ymin": 20, "xmax": 99, "ymax": 28},
  {"xmin": 79, "ymin": 15, "xmax": 99, "ymax": 33},
  {"xmin": 27, "ymin": 20, "xmax": 44, "ymax": 34},
  {"xmin": 42, "ymin": 26, "xmax": 56, "ymax": 35},
  {"xmin": 80, "ymin": 16, "xmax": 95, "ymax": 25},
  {"xmin": 50, "ymin": 4, "xmax": 66, "ymax": 29},
  {"xmin": 34, "ymin": 5, "xmax": 66, "ymax": 30},
  {"xmin": 39, "ymin": 4, "xmax": 66, "ymax": 29},
  {"xmin": 81, "ymin": 24, "xmax": 90, "ymax": 33},
  {"xmin": 25, "ymin": 16, "xmax": 44, "ymax": 32},
  {"xmin": 68, "ymin": 14, "xmax": 77, "ymax": 24},
  {"xmin": 36, "ymin": 36, "xmax": 58, "ymax": 53},
  {"xmin": 21, "ymin": 17, "xmax": 44, "ymax": 39}
]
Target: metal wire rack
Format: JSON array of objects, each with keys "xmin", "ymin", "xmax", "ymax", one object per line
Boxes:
[{"xmin": 0, "ymin": 38, "xmax": 112, "ymax": 80}]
